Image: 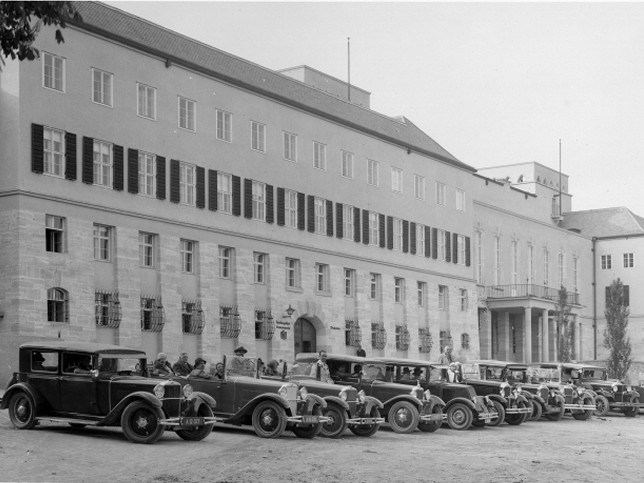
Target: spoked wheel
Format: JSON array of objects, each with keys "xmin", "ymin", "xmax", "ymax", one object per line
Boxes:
[
  {"xmin": 320, "ymin": 403, "xmax": 348, "ymax": 438},
  {"xmin": 418, "ymin": 405, "xmax": 443, "ymax": 433},
  {"xmin": 8, "ymin": 392, "xmax": 37, "ymax": 430},
  {"xmin": 349, "ymin": 407, "xmax": 381, "ymax": 437},
  {"xmin": 176, "ymin": 404, "xmax": 214, "ymax": 441},
  {"xmin": 120, "ymin": 401, "xmax": 165, "ymax": 444},
  {"xmin": 487, "ymin": 401, "xmax": 505, "ymax": 427},
  {"xmin": 593, "ymin": 394, "xmax": 610, "ymax": 417},
  {"xmin": 446, "ymin": 403, "xmax": 473, "ymax": 431},
  {"xmin": 387, "ymin": 401, "xmax": 419, "ymax": 434},
  {"xmin": 252, "ymin": 400, "xmax": 287, "ymax": 439},
  {"xmin": 292, "ymin": 405, "xmax": 323, "ymax": 439}
]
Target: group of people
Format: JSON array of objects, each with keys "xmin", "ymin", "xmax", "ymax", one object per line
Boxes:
[{"xmin": 153, "ymin": 351, "xmax": 223, "ymax": 379}]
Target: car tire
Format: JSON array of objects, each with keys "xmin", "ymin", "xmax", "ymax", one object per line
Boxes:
[
  {"xmin": 572, "ymin": 395, "xmax": 594, "ymax": 421},
  {"xmin": 546, "ymin": 400, "xmax": 565, "ymax": 421},
  {"xmin": 505, "ymin": 400, "xmax": 528, "ymax": 425},
  {"xmin": 292, "ymin": 405, "xmax": 324, "ymax": 439},
  {"xmin": 417, "ymin": 405, "xmax": 443, "ymax": 433},
  {"xmin": 624, "ymin": 397, "xmax": 639, "ymax": 418},
  {"xmin": 120, "ymin": 400, "xmax": 165, "ymax": 444},
  {"xmin": 530, "ymin": 400, "xmax": 543, "ymax": 421},
  {"xmin": 387, "ymin": 401, "xmax": 419, "ymax": 434},
  {"xmin": 349, "ymin": 407, "xmax": 382, "ymax": 437},
  {"xmin": 446, "ymin": 403, "xmax": 473, "ymax": 431},
  {"xmin": 593, "ymin": 394, "xmax": 610, "ymax": 417},
  {"xmin": 487, "ymin": 400, "xmax": 505, "ymax": 427},
  {"xmin": 175, "ymin": 404, "xmax": 214, "ymax": 441},
  {"xmin": 251, "ymin": 400, "xmax": 287, "ymax": 439},
  {"xmin": 320, "ymin": 403, "xmax": 348, "ymax": 438},
  {"xmin": 8, "ymin": 392, "xmax": 37, "ymax": 430}
]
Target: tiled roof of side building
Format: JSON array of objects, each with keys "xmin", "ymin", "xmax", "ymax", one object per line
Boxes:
[
  {"xmin": 70, "ymin": 2, "xmax": 474, "ymax": 172},
  {"xmin": 561, "ymin": 207, "xmax": 644, "ymax": 238}
]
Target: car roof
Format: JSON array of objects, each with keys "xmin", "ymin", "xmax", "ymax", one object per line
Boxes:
[
  {"xmin": 295, "ymin": 352, "xmax": 373, "ymax": 364},
  {"xmin": 373, "ymin": 357, "xmax": 436, "ymax": 366},
  {"xmin": 20, "ymin": 340, "xmax": 146, "ymax": 356},
  {"xmin": 466, "ymin": 360, "xmax": 510, "ymax": 367},
  {"xmin": 538, "ymin": 362, "xmax": 604, "ymax": 370}
]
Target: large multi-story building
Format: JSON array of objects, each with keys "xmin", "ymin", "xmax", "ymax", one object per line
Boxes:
[{"xmin": 0, "ymin": 2, "xmax": 640, "ymax": 384}]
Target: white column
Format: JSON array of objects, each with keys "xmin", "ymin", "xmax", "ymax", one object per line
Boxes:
[
  {"xmin": 523, "ymin": 306, "xmax": 532, "ymax": 363},
  {"xmin": 542, "ymin": 309, "xmax": 549, "ymax": 362}
]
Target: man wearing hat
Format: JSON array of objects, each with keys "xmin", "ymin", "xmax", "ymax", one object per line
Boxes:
[
  {"xmin": 173, "ymin": 352, "xmax": 193, "ymax": 376},
  {"xmin": 234, "ymin": 345, "xmax": 248, "ymax": 357},
  {"xmin": 189, "ymin": 357, "xmax": 213, "ymax": 379}
]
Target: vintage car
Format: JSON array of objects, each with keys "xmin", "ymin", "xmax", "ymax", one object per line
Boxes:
[
  {"xmin": 0, "ymin": 341, "xmax": 218, "ymax": 444},
  {"xmin": 289, "ymin": 360, "xmax": 385, "ymax": 438},
  {"xmin": 542, "ymin": 362, "xmax": 641, "ymax": 417},
  {"xmin": 295, "ymin": 353, "xmax": 445, "ymax": 434},
  {"xmin": 171, "ymin": 355, "xmax": 329, "ymax": 439},
  {"xmin": 532, "ymin": 363, "xmax": 597, "ymax": 420},
  {"xmin": 374, "ymin": 357, "xmax": 500, "ymax": 430},
  {"xmin": 460, "ymin": 360, "xmax": 533, "ymax": 425}
]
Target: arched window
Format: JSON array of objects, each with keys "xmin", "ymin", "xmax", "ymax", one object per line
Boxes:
[{"xmin": 47, "ymin": 287, "xmax": 69, "ymax": 323}]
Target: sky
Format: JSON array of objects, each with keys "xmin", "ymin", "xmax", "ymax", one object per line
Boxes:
[{"xmin": 105, "ymin": 1, "xmax": 644, "ymax": 216}]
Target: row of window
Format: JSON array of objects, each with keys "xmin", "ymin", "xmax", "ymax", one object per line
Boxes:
[
  {"xmin": 41, "ymin": 52, "xmax": 466, "ymax": 206},
  {"xmin": 601, "ymin": 253, "xmax": 634, "ymax": 270},
  {"xmin": 35, "ymin": 124, "xmax": 472, "ymax": 265}
]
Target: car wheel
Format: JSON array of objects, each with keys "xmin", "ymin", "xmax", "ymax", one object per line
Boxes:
[
  {"xmin": 175, "ymin": 404, "xmax": 214, "ymax": 441},
  {"xmin": 593, "ymin": 394, "xmax": 610, "ymax": 417},
  {"xmin": 8, "ymin": 392, "xmax": 37, "ymax": 430},
  {"xmin": 292, "ymin": 405, "xmax": 323, "ymax": 439},
  {"xmin": 320, "ymin": 403, "xmax": 348, "ymax": 438},
  {"xmin": 624, "ymin": 397, "xmax": 639, "ymax": 418},
  {"xmin": 387, "ymin": 401, "xmax": 419, "ymax": 434},
  {"xmin": 505, "ymin": 400, "xmax": 528, "ymax": 425},
  {"xmin": 487, "ymin": 401, "xmax": 505, "ymax": 427},
  {"xmin": 446, "ymin": 403, "xmax": 473, "ymax": 431},
  {"xmin": 417, "ymin": 405, "xmax": 443, "ymax": 433},
  {"xmin": 546, "ymin": 400, "xmax": 565, "ymax": 421},
  {"xmin": 251, "ymin": 400, "xmax": 287, "ymax": 438},
  {"xmin": 349, "ymin": 407, "xmax": 381, "ymax": 437},
  {"xmin": 120, "ymin": 401, "xmax": 165, "ymax": 444},
  {"xmin": 530, "ymin": 400, "xmax": 543, "ymax": 421},
  {"xmin": 572, "ymin": 395, "xmax": 594, "ymax": 420}
]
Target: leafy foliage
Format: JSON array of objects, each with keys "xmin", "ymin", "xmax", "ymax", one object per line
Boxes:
[
  {"xmin": 556, "ymin": 286, "xmax": 574, "ymax": 362},
  {"xmin": 604, "ymin": 278, "xmax": 632, "ymax": 381}
]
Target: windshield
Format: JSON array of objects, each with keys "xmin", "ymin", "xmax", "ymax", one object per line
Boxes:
[
  {"xmin": 429, "ymin": 366, "xmax": 451, "ymax": 381},
  {"xmin": 582, "ymin": 368, "xmax": 606, "ymax": 380},
  {"xmin": 532, "ymin": 367, "xmax": 560, "ymax": 383},
  {"xmin": 362, "ymin": 362, "xmax": 388, "ymax": 381},
  {"xmin": 290, "ymin": 362, "xmax": 316, "ymax": 378},
  {"xmin": 506, "ymin": 369, "xmax": 527, "ymax": 383},
  {"xmin": 227, "ymin": 356, "xmax": 258, "ymax": 378},
  {"xmin": 97, "ymin": 355, "xmax": 143, "ymax": 374}
]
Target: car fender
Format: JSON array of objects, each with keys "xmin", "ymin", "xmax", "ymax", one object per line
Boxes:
[
  {"xmin": 428, "ymin": 395, "xmax": 445, "ymax": 408},
  {"xmin": 224, "ymin": 393, "xmax": 292, "ymax": 425},
  {"xmin": 362, "ymin": 395, "xmax": 384, "ymax": 412},
  {"xmin": 596, "ymin": 388, "xmax": 613, "ymax": 399},
  {"xmin": 626, "ymin": 390, "xmax": 640, "ymax": 399},
  {"xmin": 323, "ymin": 395, "xmax": 350, "ymax": 412},
  {"xmin": 532, "ymin": 395, "xmax": 546, "ymax": 406},
  {"xmin": 0, "ymin": 382, "xmax": 46, "ymax": 412},
  {"xmin": 100, "ymin": 391, "xmax": 163, "ymax": 426},
  {"xmin": 487, "ymin": 394, "xmax": 508, "ymax": 408},
  {"xmin": 521, "ymin": 391, "xmax": 535, "ymax": 400},
  {"xmin": 443, "ymin": 397, "xmax": 476, "ymax": 412},
  {"xmin": 303, "ymin": 393, "xmax": 327, "ymax": 413},
  {"xmin": 382, "ymin": 395, "xmax": 423, "ymax": 412},
  {"xmin": 192, "ymin": 391, "xmax": 217, "ymax": 410},
  {"xmin": 552, "ymin": 393, "xmax": 565, "ymax": 405}
]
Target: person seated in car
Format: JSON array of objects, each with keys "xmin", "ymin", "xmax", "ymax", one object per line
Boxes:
[
  {"xmin": 74, "ymin": 360, "xmax": 92, "ymax": 374},
  {"xmin": 401, "ymin": 367, "xmax": 413, "ymax": 380},
  {"xmin": 264, "ymin": 360, "xmax": 280, "ymax": 377},
  {"xmin": 352, "ymin": 364, "xmax": 363, "ymax": 378},
  {"xmin": 333, "ymin": 364, "xmax": 351, "ymax": 380},
  {"xmin": 153, "ymin": 352, "xmax": 175, "ymax": 376},
  {"xmin": 189, "ymin": 358, "xmax": 213, "ymax": 379},
  {"xmin": 413, "ymin": 367, "xmax": 423, "ymax": 380},
  {"xmin": 211, "ymin": 362, "xmax": 225, "ymax": 379}
]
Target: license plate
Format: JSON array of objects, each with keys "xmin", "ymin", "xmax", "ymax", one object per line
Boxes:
[
  {"xmin": 180, "ymin": 417, "xmax": 204, "ymax": 426},
  {"xmin": 301, "ymin": 415, "xmax": 318, "ymax": 424}
]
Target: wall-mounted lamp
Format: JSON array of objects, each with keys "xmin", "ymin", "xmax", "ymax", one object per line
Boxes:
[{"xmin": 285, "ymin": 304, "xmax": 295, "ymax": 318}]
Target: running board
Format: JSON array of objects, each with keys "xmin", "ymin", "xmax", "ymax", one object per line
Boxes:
[{"xmin": 36, "ymin": 417, "xmax": 102, "ymax": 426}]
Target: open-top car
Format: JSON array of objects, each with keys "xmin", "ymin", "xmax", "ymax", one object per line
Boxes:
[
  {"xmin": 171, "ymin": 355, "xmax": 329, "ymax": 439},
  {"xmin": 289, "ymin": 360, "xmax": 385, "ymax": 438},
  {"xmin": 531, "ymin": 363, "xmax": 597, "ymax": 420},
  {"xmin": 460, "ymin": 360, "xmax": 533, "ymax": 425},
  {"xmin": 374, "ymin": 357, "xmax": 499, "ymax": 430},
  {"xmin": 295, "ymin": 353, "xmax": 445, "ymax": 434},
  {"xmin": 0, "ymin": 341, "xmax": 218, "ymax": 444}
]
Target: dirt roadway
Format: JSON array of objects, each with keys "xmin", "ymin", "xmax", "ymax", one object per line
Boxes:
[{"xmin": 0, "ymin": 410, "xmax": 643, "ymax": 483}]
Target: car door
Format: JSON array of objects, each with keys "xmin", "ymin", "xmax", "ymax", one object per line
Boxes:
[
  {"xmin": 58, "ymin": 352, "xmax": 99, "ymax": 415},
  {"xmin": 27, "ymin": 350, "xmax": 62, "ymax": 412}
]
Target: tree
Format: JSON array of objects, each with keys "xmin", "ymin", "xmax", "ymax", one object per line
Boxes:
[
  {"xmin": 555, "ymin": 286, "xmax": 574, "ymax": 362},
  {"xmin": 0, "ymin": 2, "xmax": 80, "ymax": 68},
  {"xmin": 604, "ymin": 278, "xmax": 632, "ymax": 381}
]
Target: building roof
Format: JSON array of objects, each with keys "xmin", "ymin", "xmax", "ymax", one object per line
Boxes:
[
  {"xmin": 560, "ymin": 207, "xmax": 644, "ymax": 238},
  {"xmin": 70, "ymin": 2, "xmax": 474, "ymax": 172}
]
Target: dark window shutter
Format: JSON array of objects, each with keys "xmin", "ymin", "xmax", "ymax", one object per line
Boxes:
[
  {"xmin": 452, "ymin": 232, "xmax": 459, "ymax": 264},
  {"xmin": 208, "ymin": 169, "xmax": 217, "ymax": 211},
  {"xmin": 276, "ymin": 187, "xmax": 285, "ymax": 226},
  {"xmin": 445, "ymin": 231, "xmax": 452, "ymax": 263},
  {"xmin": 362, "ymin": 209, "xmax": 369, "ymax": 245},
  {"xmin": 326, "ymin": 200, "xmax": 333, "ymax": 237},
  {"xmin": 196, "ymin": 166, "xmax": 205, "ymax": 209},
  {"xmin": 465, "ymin": 236, "xmax": 471, "ymax": 267},
  {"xmin": 431, "ymin": 227, "xmax": 438, "ymax": 259},
  {"xmin": 297, "ymin": 192, "xmax": 305, "ymax": 230},
  {"xmin": 353, "ymin": 207, "xmax": 361, "ymax": 243},
  {"xmin": 266, "ymin": 184, "xmax": 274, "ymax": 224},
  {"xmin": 379, "ymin": 214, "xmax": 386, "ymax": 248},
  {"xmin": 31, "ymin": 124, "xmax": 44, "ymax": 173},
  {"xmin": 127, "ymin": 148, "xmax": 138, "ymax": 194},
  {"xmin": 113, "ymin": 144, "xmax": 124, "ymax": 191},
  {"xmin": 410, "ymin": 222, "xmax": 417, "ymax": 255},
  {"xmin": 307, "ymin": 195, "xmax": 315, "ymax": 233},
  {"xmin": 232, "ymin": 175, "xmax": 241, "ymax": 216},
  {"xmin": 82, "ymin": 136, "xmax": 93, "ymax": 184},
  {"xmin": 403, "ymin": 220, "xmax": 409, "ymax": 253},
  {"xmin": 335, "ymin": 203, "xmax": 343, "ymax": 239},
  {"xmin": 64, "ymin": 132, "xmax": 76, "ymax": 181},
  {"xmin": 386, "ymin": 216, "xmax": 394, "ymax": 250},
  {"xmin": 169, "ymin": 159, "xmax": 180, "ymax": 203},
  {"xmin": 244, "ymin": 178, "xmax": 253, "ymax": 219},
  {"xmin": 156, "ymin": 156, "xmax": 166, "ymax": 200}
]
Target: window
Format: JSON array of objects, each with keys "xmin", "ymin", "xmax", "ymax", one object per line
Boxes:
[
  {"xmin": 543, "ymin": 247, "xmax": 550, "ymax": 287},
  {"xmin": 391, "ymin": 167, "xmax": 403, "ymax": 193},
  {"xmin": 47, "ymin": 287, "xmax": 68, "ymax": 322},
  {"xmin": 345, "ymin": 319, "xmax": 362, "ymax": 347},
  {"xmin": 95, "ymin": 290, "xmax": 121, "ymax": 327},
  {"xmin": 42, "ymin": 52, "xmax": 64, "ymax": 91},
  {"xmin": 314, "ymin": 197, "xmax": 326, "ymax": 234},
  {"xmin": 217, "ymin": 173, "xmax": 232, "ymax": 214},
  {"xmin": 461, "ymin": 333, "xmax": 470, "ymax": 350},
  {"xmin": 573, "ymin": 256, "xmax": 579, "ymax": 291},
  {"xmin": 455, "ymin": 188, "xmax": 466, "ymax": 212},
  {"xmin": 558, "ymin": 252, "xmax": 565, "ymax": 287},
  {"xmin": 417, "ymin": 281, "xmax": 426, "ymax": 307},
  {"xmin": 251, "ymin": 120, "xmax": 266, "ymax": 152},
  {"xmin": 252, "ymin": 181, "xmax": 266, "ymax": 221},
  {"xmin": 254, "ymin": 252, "xmax": 267, "ymax": 284},
  {"xmin": 367, "ymin": 159, "xmax": 379, "ymax": 186},
  {"xmin": 457, "ymin": 235, "xmax": 466, "ymax": 266},
  {"xmin": 344, "ymin": 268, "xmax": 356, "ymax": 297},
  {"xmin": 255, "ymin": 310, "xmax": 275, "ymax": 340},
  {"xmin": 601, "ymin": 254, "xmax": 612, "ymax": 270},
  {"xmin": 286, "ymin": 258, "xmax": 301, "ymax": 289},
  {"xmin": 395, "ymin": 325, "xmax": 410, "ymax": 351},
  {"xmin": 341, "ymin": 150, "xmax": 354, "ymax": 178},
  {"xmin": 180, "ymin": 162, "xmax": 196, "ymax": 205},
  {"xmin": 285, "ymin": 189, "xmax": 298, "ymax": 228},
  {"xmin": 181, "ymin": 239, "xmax": 196, "ymax": 273},
  {"xmin": 438, "ymin": 285, "xmax": 448, "ymax": 311},
  {"xmin": 493, "ymin": 235, "xmax": 501, "ymax": 284},
  {"xmin": 43, "ymin": 127, "xmax": 64, "ymax": 176},
  {"xmin": 137, "ymin": 83, "xmax": 156, "ymax": 120},
  {"xmin": 92, "ymin": 68, "xmax": 113, "ymax": 107},
  {"xmin": 435, "ymin": 181, "xmax": 446, "ymax": 206},
  {"xmin": 624, "ymin": 253, "xmax": 634, "ymax": 268},
  {"xmin": 476, "ymin": 231, "xmax": 484, "ymax": 283},
  {"xmin": 370, "ymin": 273, "xmax": 381, "ymax": 300},
  {"xmin": 315, "ymin": 263, "xmax": 330, "ymax": 294},
  {"xmin": 283, "ymin": 131, "xmax": 297, "ymax": 162},
  {"xmin": 313, "ymin": 141, "xmax": 327, "ymax": 170},
  {"xmin": 511, "ymin": 240, "xmax": 518, "ymax": 284},
  {"xmin": 93, "ymin": 224, "xmax": 112, "ymax": 261},
  {"xmin": 139, "ymin": 232, "xmax": 156, "ymax": 267},
  {"xmin": 417, "ymin": 224, "xmax": 426, "ymax": 257},
  {"xmin": 216, "ymin": 109, "xmax": 232, "ymax": 142},
  {"xmin": 182, "ymin": 300, "xmax": 204, "ymax": 334},
  {"xmin": 178, "ymin": 96, "xmax": 196, "ymax": 131},
  {"xmin": 414, "ymin": 174, "xmax": 426, "ymax": 200},
  {"xmin": 219, "ymin": 247, "xmax": 233, "ymax": 279},
  {"xmin": 394, "ymin": 277, "xmax": 405, "ymax": 303},
  {"xmin": 343, "ymin": 204, "xmax": 354, "ymax": 240},
  {"xmin": 527, "ymin": 243, "xmax": 534, "ymax": 285},
  {"xmin": 46, "ymin": 215, "xmax": 65, "ymax": 253},
  {"xmin": 141, "ymin": 296, "xmax": 164, "ymax": 332},
  {"xmin": 437, "ymin": 229, "xmax": 447, "ymax": 261},
  {"xmin": 393, "ymin": 218, "xmax": 403, "ymax": 251},
  {"xmin": 369, "ymin": 211, "xmax": 379, "ymax": 246},
  {"xmin": 460, "ymin": 289, "xmax": 468, "ymax": 311},
  {"xmin": 93, "ymin": 140, "xmax": 112, "ymax": 187},
  {"xmin": 138, "ymin": 151, "xmax": 156, "ymax": 197}
]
